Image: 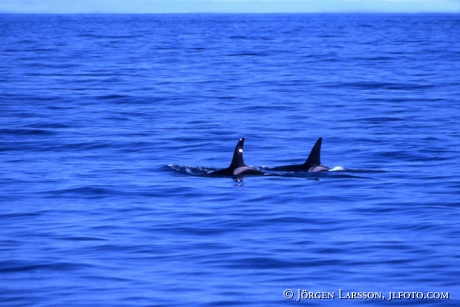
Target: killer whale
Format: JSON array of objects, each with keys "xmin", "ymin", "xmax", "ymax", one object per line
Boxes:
[
  {"xmin": 271, "ymin": 137, "xmax": 330, "ymax": 172},
  {"xmin": 209, "ymin": 138, "xmax": 265, "ymax": 177}
]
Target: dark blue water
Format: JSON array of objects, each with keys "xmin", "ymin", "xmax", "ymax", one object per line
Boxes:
[{"xmin": 1, "ymin": 14, "xmax": 459, "ymax": 306}]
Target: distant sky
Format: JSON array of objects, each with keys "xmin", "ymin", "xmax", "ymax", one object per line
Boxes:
[{"xmin": 0, "ymin": 0, "xmax": 459, "ymax": 13}]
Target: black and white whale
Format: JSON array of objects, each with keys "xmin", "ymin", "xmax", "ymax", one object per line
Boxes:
[
  {"xmin": 271, "ymin": 137, "xmax": 330, "ymax": 172},
  {"xmin": 209, "ymin": 138, "xmax": 265, "ymax": 177}
]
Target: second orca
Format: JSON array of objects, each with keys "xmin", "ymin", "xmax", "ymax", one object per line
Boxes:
[{"xmin": 271, "ymin": 137, "xmax": 330, "ymax": 172}]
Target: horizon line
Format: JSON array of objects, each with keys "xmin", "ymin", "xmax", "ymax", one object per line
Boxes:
[{"xmin": 1, "ymin": 11, "xmax": 459, "ymax": 14}]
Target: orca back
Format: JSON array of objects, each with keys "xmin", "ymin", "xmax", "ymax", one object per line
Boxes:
[
  {"xmin": 271, "ymin": 137, "xmax": 329, "ymax": 172},
  {"xmin": 209, "ymin": 138, "xmax": 264, "ymax": 176}
]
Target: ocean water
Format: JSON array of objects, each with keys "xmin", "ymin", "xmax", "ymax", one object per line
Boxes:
[{"xmin": 1, "ymin": 13, "xmax": 459, "ymax": 306}]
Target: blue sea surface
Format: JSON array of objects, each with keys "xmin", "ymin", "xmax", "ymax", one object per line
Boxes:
[{"xmin": 1, "ymin": 14, "xmax": 460, "ymax": 306}]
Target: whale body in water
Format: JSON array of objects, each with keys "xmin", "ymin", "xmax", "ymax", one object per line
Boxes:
[
  {"xmin": 271, "ymin": 137, "xmax": 330, "ymax": 172},
  {"xmin": 209, "ymin": 138, "xmax": 265, "ymax": 177}
]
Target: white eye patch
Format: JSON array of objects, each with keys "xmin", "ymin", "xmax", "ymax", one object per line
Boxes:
[{"xmin": 239, "ymin": 149, "xmax": 243, "ymax": 153}]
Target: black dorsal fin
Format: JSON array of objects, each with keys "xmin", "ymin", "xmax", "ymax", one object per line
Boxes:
[
  {"xmin": 303, "ymin": 137, "xmax": 322, "ymax": 166},
  {"xmin": 229, "ymin": 138, "xmax": 245, "ymax": 168}
]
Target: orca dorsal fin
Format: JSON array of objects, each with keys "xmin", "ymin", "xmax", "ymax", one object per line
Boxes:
[
  {"xmin": 229, "ymin": 138, "xmax": 245, "ymax": 168},
  {"xmin": 303, "ymin": 137, "xmax": 322, "ymax": 166}
]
